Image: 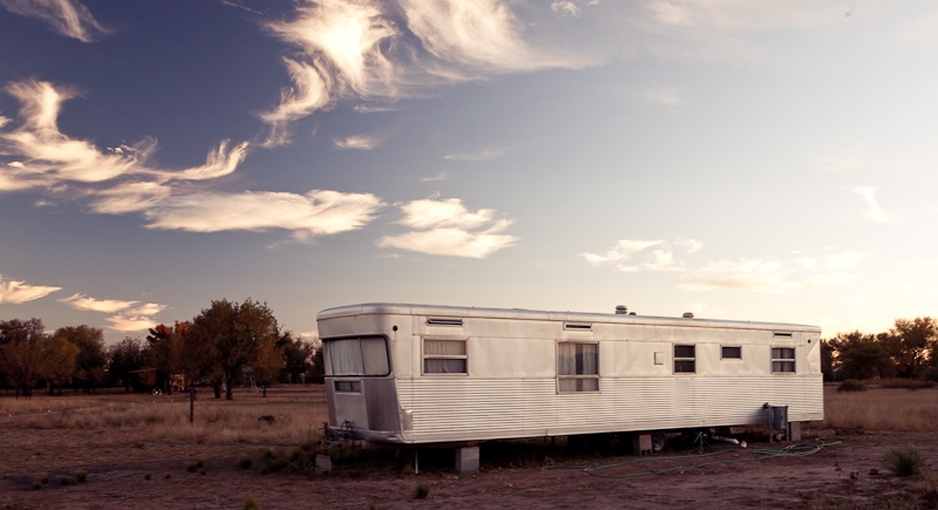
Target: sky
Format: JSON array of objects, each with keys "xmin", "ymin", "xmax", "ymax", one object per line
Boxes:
[{"xmin": 2, "ymin": 0, "xmax": 938, "ymax": 344}]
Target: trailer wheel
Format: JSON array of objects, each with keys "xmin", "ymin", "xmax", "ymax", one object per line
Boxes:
[{"xmin": 651, "ymin": 432, "xmax": 668, "ymax": 452}]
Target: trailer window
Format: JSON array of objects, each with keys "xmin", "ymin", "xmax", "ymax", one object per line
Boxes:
[
  {"xmin": 721, "ymin": 346, "xmax": 742, "ymax": 359},
  {"xmin": 772, "ymin": 347, "xmax": 796, "ymax": 373},
  {"xmin": 325, "ymin": 337, "xmax": 390, "ymax": 377},
  {"xmin": 423, "ymin": 339, "xmax": 467, "ymax": 374},
  {"xmin": 558, "ymin": 342, "xmax": 599, "ymax": 392},
  {"xmin": 674, "ymin": 344, "xmax": 696, "ymax": 373}
]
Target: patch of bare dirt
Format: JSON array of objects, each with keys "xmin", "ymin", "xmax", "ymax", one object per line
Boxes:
[{"xmin": 2, "ymin": 428, "xmax": 936, "ymax": 509}]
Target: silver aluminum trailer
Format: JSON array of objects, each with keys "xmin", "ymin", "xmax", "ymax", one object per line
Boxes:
[{"xmin": 317, "ymin": 303, "xmax": 823, "ymax": 450}]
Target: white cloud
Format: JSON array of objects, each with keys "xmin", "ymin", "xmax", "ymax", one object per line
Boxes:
[
  {"xmin": 0, "ymin": 80, "xmax": 250, "ymax": 191},
  {"xmin": 59, "ymin": 293, "xmax": 139, "ymax": 313},
  {"xmin": 443, "ymin": 148, "xmax": 505, "ymax": 161},
  {"xmin": 853, "ymin": 186, "xmax": 896, "ymax": 224},
  {"xmin": 88, "ymin": 182, "xmax": 173, "ymax": 214},
  {"xmin": 377, "ymin": 197, "xmax": 517, "ymax": 258},
  {"xmin": 551, "ymin": 1, "xmax": 581, "ymax": 17},
  {"xmin": 0, "ymin": 0, "xmax": 110, "ymax": 42},
  {"xmin": 0, "ymin": 275, "xmax": 61, "ymax": 304},
  {"xmin": 580, "ymin": 238, "xmax": 701, "ymax": 272},
  {"xmin": 144, "ymin": 189, "xmax": 385, "ymax": 240},
  {"xmin": 645, "ymin": 86, "xmax": 683, "ymax": 107},
  {"xmin": 333, "ymin": 134, "xmax": 380, "ymax": 150},
  {"xmin": 58, "ymin": 292, "xmax": 166, "ymax": 332}
]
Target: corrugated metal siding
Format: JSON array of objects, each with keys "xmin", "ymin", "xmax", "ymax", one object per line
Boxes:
[{"xmin": 396, "ymin": 375, "xmax": 823, "ymax": 443}]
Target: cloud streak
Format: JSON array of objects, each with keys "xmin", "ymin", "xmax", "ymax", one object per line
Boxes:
[
  {"xmin": 260, "ymin": 0, "xmax": 588, "ymax": 145},
  {"xmin": 0, "ymin": 0, "xmax": 110, "ymax": 42},
  {"xmin": 0, "ymin": 275, "xmax": 62, "ymax": 304},
  {"xmin": 377, "ymin": 197, "xmax": 517, "ymax": 258},
  {"xmin": 853, "ymin": 186, "xmax": 895, "ymax": 224},
  {"xmin": 59, "ymin": 292, "xmax": 166, "ymax": 332}
]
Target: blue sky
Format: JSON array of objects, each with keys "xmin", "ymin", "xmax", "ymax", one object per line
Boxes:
[{"xmin": 2, "ymin": 0, "xmax": 938, "ymax": 343}]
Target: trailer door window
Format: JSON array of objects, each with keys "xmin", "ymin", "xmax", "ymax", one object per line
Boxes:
[
  {"xmin": 674, "ymin": 344, "xmax": 696, "ymax": 373},
  {"xmin": 325, "ymin": 337, "xmax": 390, "ymax": 377},
  {"xmin": 423, "ymin": 339, "xmax": 467, "ymax": 374},
  {"xmin": 771, "ymin": 347, "xmax": 796, "ymax": 373},
  {"xmin": 558, "ymin": 342, "xmax": 599, "ymax": 392}
]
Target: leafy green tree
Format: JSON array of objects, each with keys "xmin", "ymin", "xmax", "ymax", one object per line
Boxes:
[
  {"xmin": 189, "ymin": 298, "xmax": 280, "ymax": 400},
  {"xmin": 54, "ymin": 325, "xmax": 107, "ymax": 393}
]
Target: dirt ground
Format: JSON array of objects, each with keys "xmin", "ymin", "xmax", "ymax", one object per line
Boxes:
[{"xmin": 2, "ymin": 423, "xmax": 936, "ymax": 510}]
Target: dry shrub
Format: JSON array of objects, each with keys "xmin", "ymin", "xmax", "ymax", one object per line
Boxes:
[{"xmin": 884, "ymin": 445, "xmax": 925, "ymax": 477}]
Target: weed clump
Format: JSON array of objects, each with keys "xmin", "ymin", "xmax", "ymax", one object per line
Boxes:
[
  {"xmin": 260, "ymin": 449, "xmax": 287, "ymax": 475},
  {"xmin": 237, "ymin": 452, "xmax": 253, "ymax": 470},
  {"xmin": 884, "ymin": 445, "xmax": 925, "ymax": 477},
  {"xmin": 837, "ymin": 379, "xmax": 866, "ymax": 392},
  {"xmin": 288, "ymin": 441, "xmax": 317, "ymax": 474},
  {"xmin": 75, "ymin": 469, "xmax": 87, "ymax": 483},
  {"xmin": 243, "ymin": 495, "xmax": 262, "ymax": 510},
  {"xmin": 413, "ymin": 482, "xmax": 430, "ymax": 499},
  {"xmin": 186, "ymin": 460, "xmax": 205, "ymax": 473}
]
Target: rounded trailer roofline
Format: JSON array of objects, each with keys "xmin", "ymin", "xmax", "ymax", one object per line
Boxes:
[{"xmin": 316, "ymin": 302, "xmax": 821, "ymax": 333}]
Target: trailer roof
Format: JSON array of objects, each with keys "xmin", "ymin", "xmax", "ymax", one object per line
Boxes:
[{"xmin": 317, "ymin": 302, "xmax": 821, "ymax": 333}]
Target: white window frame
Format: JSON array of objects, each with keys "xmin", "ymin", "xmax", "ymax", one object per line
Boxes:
[
  {"xmin": 422, "ymin": 338, "xmax": 468, "ymax": 375},
  {"xmin": 557, "ymin": 341, "xmax": 600, "ymax": 393},
  {"xmin": 771, "ymin": 347, "xmax": 796, "ymax": 373}
]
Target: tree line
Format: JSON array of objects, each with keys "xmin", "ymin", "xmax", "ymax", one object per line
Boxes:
[
  {"xmin": 0, "ymin": 298, "xmax": 324, "ymax": 399},
  {"xmin": 821, "ymin": 317, "xmax": 938, "ymax": 382}
]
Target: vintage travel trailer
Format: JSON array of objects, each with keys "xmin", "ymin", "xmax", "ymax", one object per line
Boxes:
[{"xmin": 317, "ymin": 303, "xmax": 823, "ymax": 468}]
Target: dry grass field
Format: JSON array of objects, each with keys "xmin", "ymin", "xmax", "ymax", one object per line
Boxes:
[{"xmin": 1, "ymin": 383, "xmax": 937, "ymax": 509}]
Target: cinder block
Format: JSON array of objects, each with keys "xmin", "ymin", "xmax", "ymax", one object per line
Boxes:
[
  {"xmin": 633, "ymin": 434, "xmax": 652, "ymax": 456},
  {"xmin": 455, "ymin": 446, "xmax": 480, "ymax": 473},
  {"xmin": 315, "ymin": 455, "xmax": 332, "ymax": 475}
]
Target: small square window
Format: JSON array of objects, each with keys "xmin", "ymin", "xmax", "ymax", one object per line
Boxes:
[
  {"xmin": 674, "ymin": 344, "xmax": 696, "ymax": 373},
  {"xmin": 558, "ymin": 342, "xmax": 599, "ymax": 392},
  {"xmin": 423, "ymin": 339, "xmax": 468, "ymax": 374},
  {"xmin": 721, "ymin": 346, "xmax": 742, "ymax": 359}
]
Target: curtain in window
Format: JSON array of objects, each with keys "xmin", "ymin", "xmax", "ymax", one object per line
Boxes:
[
  {"xmin": 326, "ymin": 337, "xmax": 388, "ymax": 376},
  {"xmin": 424, "ymin": 340, "xmax": 466, "ymax": 356}
]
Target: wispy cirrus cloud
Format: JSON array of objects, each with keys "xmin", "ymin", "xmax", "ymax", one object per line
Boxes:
[
  {"xmin": 259, "ymin": 0, "xmax": 589, "ymax": 145},
  {"xmin": 333, "ymin": 134, "xmax": 380, "ymax": 150},
  {"xmin": 582, "ymin": 238, "xmax": 867, "ymax": 293},
  {"xmin": 0, "ymin": 80, "xmax": 383, "ymax": 242},
  {"xmin": 0, "ymin": 0, "xmax": 110, "ymax": 42},
  {"xmin": 443, "ymin": 148, "xmax": 505, "ymax": 162},
  {"xmin": 59, "ymin": 292, "xmax": 167, "ymax": 332},
  {"xmin": 0, "ymin": 80, "xmax": 249, "ymax": 192},
  {"xmin": 377, "ymin": 197, "xmax": 517, "ymax": 258},
  {"xmin": 0, "ymin": 274, "xmax": 61, "ymax": 304},
  {"xmin": 645, "ymin": 86, "xmax": 683, "ymax": 107},
  {"xmin": 853, "ymin": 186, "xmax": 896, "ymax": 224},
  {"xmin": 143, "ymin": 189, "xmax": 385, "ymax": 241}
]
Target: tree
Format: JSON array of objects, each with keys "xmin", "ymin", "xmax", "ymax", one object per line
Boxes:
[
  {"xmin": 278, "ymin": 332, "xmax": 314, "ymax": 383},
  {"xmin": 40, "ymin": 335, "xmax": 79, "ymax": 395},
  {"xmin": 108, "ymin": 337, "xmax": 145, "ymax": 391},
  {"xmin": 145, "ymin": 322, "xmax": 190, "ymax": 394},
  {"xmin": 826, "ymin": 331, "xmax": 892, "ymax": 380},
  {"xmin": 888, "ymin": 317, "xmax": 938, "ymax": 379},
  {"xmin": 189, "ymin": 299, "xmax": 280, "ymax": 400},
  {"xmin": 0, "ymin": 319, "xmax": 48, "ymax": 396},
  {"xmin": 54, "ymin": 325, "xmax": 107, "ymax": 393}
]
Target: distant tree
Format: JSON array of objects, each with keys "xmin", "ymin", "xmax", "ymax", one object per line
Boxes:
[
  {"xmin": 145, "ymin": 322, "xmax": 190, "ymax": 394},
  {"xmin": 309, "ymin": 339, "xmax": 325, "ymax": 384},
  {"xmin": 40, "ymin": 335, "xmax": 79, "ymax": 395},
  {"xmin": 54, "ymin": 325, "xmax": 107, "ymax": 393},
  {"xmin": 108, "ymin": 337, "xmax": 146, "ymax": 391},
  {"xmin": 888, "ymin": 317, "xmax": 938, "ymax": 379},
  {"xmin": 826, "ymin": 331, "xmax": 893, "ymax": 380},
  {"xmin": 189, "ymin": 298, "xmax": 280, "ymax": 400},
  {"xmin": 278, "ymin": 332, "xmax": 314, "ymax": 383},
  {"xmin": 0, "ymin": 319, "xmax": 48, "ymax": 397}
]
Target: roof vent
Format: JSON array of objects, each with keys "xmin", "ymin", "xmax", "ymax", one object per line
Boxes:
[
  {"xmin": 682, "ymin": 312, "xmax": 695, "ymax": 319},
  {"xmin": 615, "ymin": 305, "xmax": 628, "ymax": 315}
]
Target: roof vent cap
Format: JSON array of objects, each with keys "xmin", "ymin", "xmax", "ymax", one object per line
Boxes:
[
  {"xmin": 682, "ymin": 312, "xmax": 695, "ymax": 319},
  {"xmin": 615, "ymin": 305, "xmax": 628, "ymax": 315}
]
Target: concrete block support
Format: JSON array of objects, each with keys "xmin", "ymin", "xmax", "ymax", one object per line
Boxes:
[{"xmin": 455, "ymin": 446, "xmax": 480, "ymax": 473}]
